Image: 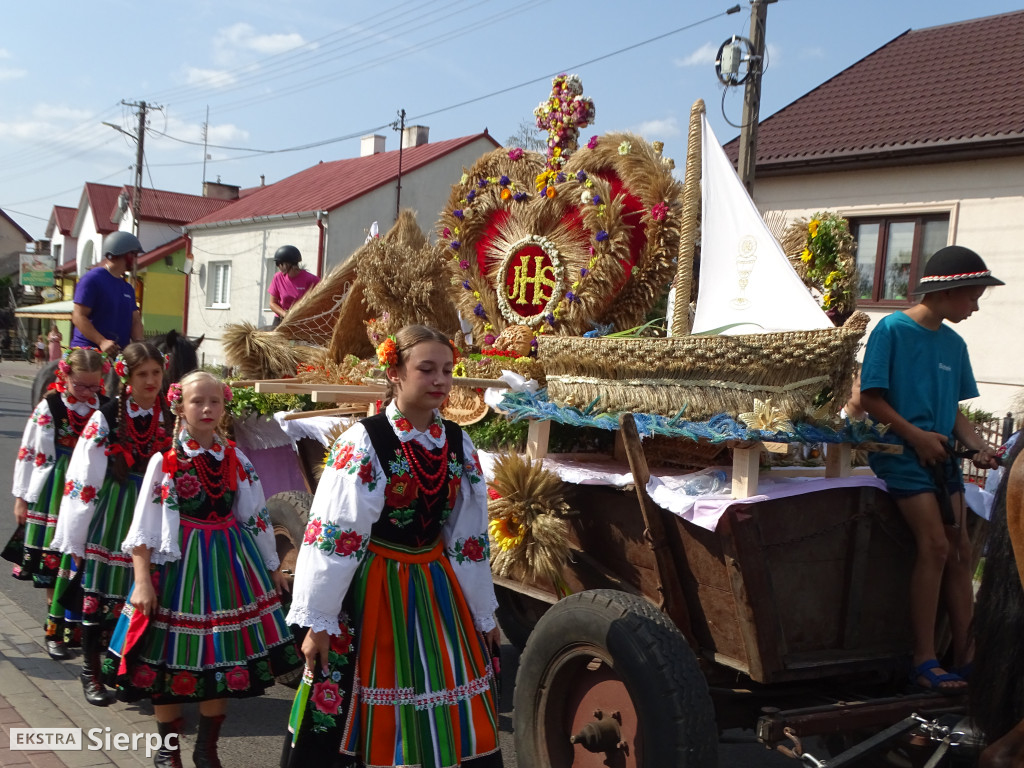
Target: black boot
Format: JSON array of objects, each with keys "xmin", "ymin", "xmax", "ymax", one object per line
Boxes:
[
  {"xmin": 80, "ymin": 629, "xmax": 113, "ymax": 707},
  {"xmin": 193, "ymin": 714, "xmax": 225, "ymax": 768},
  {"xmin": 154, "ymin": 717, "xmax": 184, "ymax": 768}
]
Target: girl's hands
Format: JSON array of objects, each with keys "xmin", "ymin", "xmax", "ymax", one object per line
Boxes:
[
  {"xmin": 270, "ymin": 568, "xmax": 291, "ymax": 595},
  {"xmin": 13, "ymin": 498, "xmax": 28, "ymax": 525},
  {"xmin": 131, "ymin": 578, "xmax": 159, "ymax": 617},
  {"xmin": 301, "ymin": 628, "xmax": 331, "ymax": 676}
]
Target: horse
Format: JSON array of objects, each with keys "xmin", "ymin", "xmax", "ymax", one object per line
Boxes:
[
  {"xmin": 972, "ymin": 435, "xmax": 1024, "ymax": 767},
  {"xmin": 29, "ymin": 330, "xmax": 203, "ymax": 406}
]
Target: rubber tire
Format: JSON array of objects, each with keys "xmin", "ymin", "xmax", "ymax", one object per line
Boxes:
[
  {"xmin": 266, "ymin": 491, "xmax": 313, "ymax": 689},
  {"xmin": 495, "ymin": 584, "xmax": 550, "ymax": 651},
  {"xmin": 513, "ymin": 589, "xmax": 717, "ymax": 768}
]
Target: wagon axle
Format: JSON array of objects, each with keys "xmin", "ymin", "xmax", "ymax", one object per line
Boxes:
[{"xmin": 569, "ymin": 710, "xmax": 628, "ymax": 754}]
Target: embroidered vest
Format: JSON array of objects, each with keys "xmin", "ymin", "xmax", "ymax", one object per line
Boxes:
[
  {"xmin": 361, "ymin": 413, "xmax": 465, "ymax": 549},
  {"xmin": 101, "ymin": 398, "xmax": 171, "ymax": 470},
  {"xmin": 46, "ymin": 391, "xmax": 107, "ymax": 450}
]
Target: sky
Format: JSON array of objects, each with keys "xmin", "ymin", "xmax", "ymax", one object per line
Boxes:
[{"xmin": 2, "ymin": 0, "xmax": 1021, "ymax": 241}]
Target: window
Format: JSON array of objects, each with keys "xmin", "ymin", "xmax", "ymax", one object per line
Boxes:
[
  {"xmin": 209, "ymin": 262, "xmax": 231, "ymax": 308},
  {"xmin": 850, "ymin": 214, "xmax": 949, "ymax": 304}
]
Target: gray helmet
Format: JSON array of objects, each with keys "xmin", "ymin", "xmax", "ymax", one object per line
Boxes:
[
  {"xmin": 103, "ymin": 231, "xmax": 143, "ymax": 259},
  {"xmin": 274, "ymin": 245, "xmax": 301, "ymax": 265}
]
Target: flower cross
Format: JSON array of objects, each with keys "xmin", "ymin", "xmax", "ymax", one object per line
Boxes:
[{"xmin": 534, "ymin": 74, "xmax": 595, "ymax": 174}]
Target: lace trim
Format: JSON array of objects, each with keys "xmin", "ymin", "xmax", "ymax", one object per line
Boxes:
[
  {"xmin": 285, "ymin": 605, "xmax": 343, "ymax": 636},
  {"xmin": 122, "ymin": 532, "xmax": 180, "ymax": 563},
  {"xmin": 358, "ymin": 670, "xmax": 494, "ymax": 710}
]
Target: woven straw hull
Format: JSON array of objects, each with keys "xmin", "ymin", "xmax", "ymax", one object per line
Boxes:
[{"xmin": 537, "ymin": 312, "xmax": 868, "ymax": 420}]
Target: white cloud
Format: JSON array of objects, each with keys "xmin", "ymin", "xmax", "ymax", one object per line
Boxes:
[
  {"xmin": 675, "ymin": 42, "xmax": 717, "ymax": 68},
  {"xmin": 631, "ymin": 117, "xmax": 681, "ymax": 140},
  {"xmin": 0, "ymin": 68, "xmax": 26, "ymax": 81},
  {"xmin": 212, "ymin": 22, "xmax": 313, "ymax": 66},
  {"xmin": 0, "ymin": 48, "xmax": 12, "ymax": 59},
  {"xmin": 184, "ymin": 67, "xmax": 238, "ymax": 88},
  {"xmin": 157, "ymin": 115, "xmax": 249, "ymax": 146},
  {"xmin": 31, "ymin": 104, "xmax": 93, "ymax": 122}
]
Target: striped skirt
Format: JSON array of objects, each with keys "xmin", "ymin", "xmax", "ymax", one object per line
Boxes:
[
  {"xmin": 104, "ymin": 513, "xmax": 301, "ymax": 703},
  {"xmin": 283, "ymin": 539, "xmax": 502, "ymax": 768},
  {"xmin": 9, "ymin": 451, "xmax": 71, "ymax": 588}
]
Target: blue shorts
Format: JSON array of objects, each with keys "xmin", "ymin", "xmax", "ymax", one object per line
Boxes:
[{"xmin": 887, "ymin": 479, "xmax": 964, "ymax": 500}]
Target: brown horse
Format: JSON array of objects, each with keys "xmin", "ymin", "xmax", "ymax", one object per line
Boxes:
[{"xmin": 974, "ymin": 437, "xmax": 1024, "ymax": 767}]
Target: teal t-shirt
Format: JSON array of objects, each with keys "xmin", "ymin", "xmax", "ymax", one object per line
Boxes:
[{"xmin": 861, "ymin": 311, "xmax": 978, "ymax": 491}]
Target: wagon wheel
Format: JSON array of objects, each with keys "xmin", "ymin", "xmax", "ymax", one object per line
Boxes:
[
  {"xmin": 495, "ymin": 585, "xmax": 550, "ymax": 651},
  {"xmin": 513, "ymin": 589, "xmax": 717, "ymax": 768},
  {"xmin": 266, "ymin": 491, "xmax": 313, "ymax": 688}
]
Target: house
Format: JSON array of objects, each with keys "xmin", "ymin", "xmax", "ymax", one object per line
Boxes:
[
  {"xmin": 71, "ymin": 183, "xmax": 121, "ymax": 277},
  {"xmin": 0, "ymin": 207, "xmax": 33, "ymax": 279},
  {"xmin": 725, "ymin": 9, "xmax": 1024, "ymax": 416},
  {"xmin": 183, "ymin": 128, "xmax": 501, "ymax": 363},
  {"xmin": 44, "ymin": 205, "xmax": 79, "ymax": 344}
]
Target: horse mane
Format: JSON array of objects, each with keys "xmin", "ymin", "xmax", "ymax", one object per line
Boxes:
[
  {"xmin": 157, "ymin": 329, "xmax": 202, "ymax": 385},
  {"xmin": 972, "ymin": 434, "xmax": 1024, "ymax": 740}
]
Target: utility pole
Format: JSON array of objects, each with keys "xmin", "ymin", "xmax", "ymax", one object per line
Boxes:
[
  {"xmin": 122, "ymin": 100, "xmax": 149, "ymax": 238},
  {"xmin": 393, "ymin": 108, "xmax": 406, "ymax": 223},
  {"xmin": 737, "ymin": 0, "xmax": 773, "ymax": 194}
]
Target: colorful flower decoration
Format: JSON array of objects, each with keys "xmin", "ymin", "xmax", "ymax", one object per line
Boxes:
[
  {"xmin": 534, "ymin": 74, "xmax": 595, "ymax": 178},
  {"xmin": 376, "ymin": 336, "xmax": 398, "ymax": 370},
  {"xmin": 222, "ymin": 383, "xmax": 233, "ymax": 403},
  {"xmin": 166, "ymin": 382, "xmax": 183, "ymax": 408},
  {"xmin": 651, "ymin": 202, "xmax": 669, "ymax": 221},
  {"xmin": 114, "ymin": 355, "xmax": 130, "ymax": 385},
  {"xmin": 508, "ymin": 148, "xmax": 525, "ymax": 161}
]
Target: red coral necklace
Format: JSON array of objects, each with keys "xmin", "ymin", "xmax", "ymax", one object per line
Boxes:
[
  {"xmin": 400, "ymin": 438, "xmax": 449, "ymax": 495},
  {"xmin": 189, "ymin": 451, "xmax": 230, "ymax": 499},
  {"xmin": 67, "ymin": 408, "xmax": 91, "ymax": 436},
  {"xmin": 126, "ymin": 394, "xmax": 162, "ymax": 445}
]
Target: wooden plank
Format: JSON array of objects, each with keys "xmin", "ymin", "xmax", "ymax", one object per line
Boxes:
[
  {"xmin": 255, "ymin": 382, "xmax": 320, "ymax": 394},
  {"xmin": 732, "ymin": 445, "xmax": 762, "ymax": 499},
  {"xmin": 825, "ymin": 442, "xmax": 852, "ymax": 478},
  {"xmin": 231, "ymin": 378, "xmax": 295, "ymax": 388},
  {"xmin": 282, "ymin": 407, "xmax": 366, "ymax": 420},
  {"xmin": 761, "ymin": 441, "xmax": 789, "ymax": 454},
  {"xmin": 525, "ymin": 419, "xmax": 550, "ymax": 460},
  {"xmin": 311, "ymin": 389, "xmax": 384, "ymax": 404}
]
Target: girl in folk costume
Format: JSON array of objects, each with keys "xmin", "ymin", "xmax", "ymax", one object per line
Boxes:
[
  {"xmin": 50, "ymin": 342, "xmax": 173, "ymax": 707},
  {"xmin": 4, "ymin": 348, "xmax": 108, "ymax": 660},
  {"xmin": 105, "ymin": 371, "xmax": 300, "ymax": 768},
  {"xmin": 283, "ymin": 325, "xmax": 503, "ymax": 768}
]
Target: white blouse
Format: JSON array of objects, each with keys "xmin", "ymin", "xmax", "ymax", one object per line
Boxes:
[
  {"xmin": 12, "ymin": 393, "xmax": 98, "ymax": 503},
  {"xmin": 287, "ymin": 402, "xmax": 498, "ymax": 635},
  {"xmin": 120, "ymin": 431, "xmax": 279, "ymax": 571},
  {"xmin": 51, "ymin": 401, "xmax": 165, "ymax": 558}
]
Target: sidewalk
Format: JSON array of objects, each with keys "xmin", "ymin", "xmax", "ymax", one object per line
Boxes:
[
  {"xmin": 0, "ymin": 592, "xmax": 151, "ymax": 767},
  {"xmin": 0, "ymin": 358, "xmax": 46, "ymax": 391}
]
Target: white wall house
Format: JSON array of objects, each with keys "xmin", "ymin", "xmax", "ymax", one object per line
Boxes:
[
  {"xmin": 184, "ymin": 129, "xmax": 500, "ymax": 363},
  {"xmin": 726, "ymin": 10, "xmax": 1024, "ymax": 417},
  {"xmin": 70, "ymin": 183, "xmax": 121, "ymax": 276},
  {"xmin": 46, "ymin": 206, "xmax": 78, "ymax": 277}
]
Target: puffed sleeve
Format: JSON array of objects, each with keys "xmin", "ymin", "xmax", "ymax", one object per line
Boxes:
[
  {"xmin": 232, "ymin": 447, "xmax": 279, "ymax": 571},
  {"xmin": 51, "ymin": 411, "xmax": 111, "ymax": 557},
  {"xmin": 121, "ymin": 453, "xmax": 181, "ymax": 564},
  {"xmin": 442, "ymin": 430, "xmax": 498, "ymax": 632},
  {"xmin": 287, "ymin": 424, "xmax": 384, "ymax": 635},
  {"xmin": 12, "ymin": 400, "xmax": 57, "ymax": 502}
]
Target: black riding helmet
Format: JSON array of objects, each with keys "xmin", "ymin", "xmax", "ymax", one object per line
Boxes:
[{"xmin": 274, "ymin": 245, "xmax": 301, "ymax": 265}]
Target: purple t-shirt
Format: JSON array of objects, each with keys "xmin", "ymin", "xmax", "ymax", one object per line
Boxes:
[
  {"xmin": 269, "ymin": 269, "xmax": 320, "ymax": 312},
  {"xmin": 71, "ymin": 267, "xmax": 137, "ymax": 348}
]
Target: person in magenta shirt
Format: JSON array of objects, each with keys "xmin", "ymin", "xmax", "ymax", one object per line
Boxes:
[{"xmin": 268, "ymin": 245, "xmax": 320, "ymax": 326}]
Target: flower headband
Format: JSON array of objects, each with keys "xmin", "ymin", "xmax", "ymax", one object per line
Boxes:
[
  {"xmin": 375, "ymin": 336, "xmax": 460, "ymax": 370},
  {"xmin": 55, "ymin": 347, "xmax": 112, "ymax": 393},
  {"xmin": 165, "ymin": 381, "xmax": 233, "ymax": 409},
  {"xmin": 113, "ymin": 352, "xmax": 173, "ymax": 385}
]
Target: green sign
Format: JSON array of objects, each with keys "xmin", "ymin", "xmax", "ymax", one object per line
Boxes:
[{"xmin": 19, "ymin": 253, "xmax": 56, "ymax": 287}]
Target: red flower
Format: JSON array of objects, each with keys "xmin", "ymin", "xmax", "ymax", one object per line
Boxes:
[
  {"xmin": 395, "ymin": 417, "xmax": 413, "ymax": 433},
  {"xmin": 224, "ymin": 666, "xmax": 250, "ymax": 691},
  {"xmin": 311, "ymin": 681, "xmax": 342, "ymax": 715},
  {"xmin": 428, "ymin": 423, "xmax": 443, "ymax": 439},
  {"xmin": 17, "ymin": 447, "xmax": 29, "ymax": 460},
  {"xmin": 82, "ymin": 422, "xmax": 98, "ymax": 440},
  {"xmin": 303, "ymin": 518, "xmax": 322, "ymax": 544},
  {"xmin": 34, "ymin": 452, "xmax": 46, "ymax": 467},
  {"xmin": 42, "ymin": 553, "xmax": 60, "ymax": 570},
  {"xmin": 160, "ymin": 484, "xmax": 171, "ymax": 502},
  {"xmin": 131, "ymin": 663, "xmax": 157, "ymax": 689},
  {"xmin": 650, "ymin": 201, "xmax": 669, "ymax": 221},
  {"xmin": 357, "ymin": 461, "xmax": 374, "ymax": 485},
  {"xmin": 332, "ymin": 443, "xmax": 355, "ymax": 471},
  {"xmin": 255, "ymin": 515, "xmax": 267, "ymax": 532},
  {"xmin": 186, "ymin": 439, "xmax": 200, "ymax": 451},
  {"xmin": 487, "ymin": 487, "xmax": 502, "ymax": 501},
  {"xmin": 83, "ymin": 595, "xmax": 100, "ymax": 615},
  {"xmin": 384, "ymin": 473, "xmax": 418, "ymax": 509},
  {"xmin": 461, "ymin": 537, "xmax": 485, "ymax": 562},
  {"xmin": 64, "ymin": 480, "xmax": 75, "ymax": 496},
  {"xmin": 330, "ymin": 623, "xmax": 353, "ymax": 655},
  {"xmin": 37, "ymin": 414, "xmax": 52, "ymax": 427},
  {"xmin": 447, "ymin": 475, "xmax": 460, "ymax": 509},
  {"xmin": 176, "ymin": 473, "xmax": 201, "ymax": 499},
  {"xmin": 80, "ymin": 486, "xmax": 97, "ymax": 504},
  {"xmin": 334, "ymin": 531, "xmax": 363, "ymax": 557},
  {"xmin": 170, "ymin": 671, "xmax": 197, "ymax": 697},
  {"xmin": 111, "ymin": 603, "xmax": 123, "ymax": 618}
]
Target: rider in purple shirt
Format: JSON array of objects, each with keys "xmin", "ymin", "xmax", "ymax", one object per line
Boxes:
[{"xmin": 71, "ymin": 232, "xmax": 145, "ymax": 355}]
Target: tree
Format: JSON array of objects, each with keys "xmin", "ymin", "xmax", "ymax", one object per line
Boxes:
[{"xmin": 504, "ymin": 119, "xmax": 547, "ymax": 152}]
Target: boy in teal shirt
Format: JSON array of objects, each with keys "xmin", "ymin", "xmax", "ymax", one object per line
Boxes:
[{"xmin": 861, "ymin": 245, "xmax": 1002, "ymax": 693}]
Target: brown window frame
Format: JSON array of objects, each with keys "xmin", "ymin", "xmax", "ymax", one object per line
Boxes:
[{"xmin": 849, "ymin": 213, "xmax": 949, "ymax": 307}]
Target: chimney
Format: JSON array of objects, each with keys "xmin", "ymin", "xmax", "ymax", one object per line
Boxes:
[
  {"xmin": 361, "ymin": 134, "xmax": 386, "ymax": 157},
  {"xmin": 202, "ymin": 181, "xmax": 241, "ymax": 200},
  {"xmin": 401, "ymin": 125, "xmax": 429, "ymax": 149}
]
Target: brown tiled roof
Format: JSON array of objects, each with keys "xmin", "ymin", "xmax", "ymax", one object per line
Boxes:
[
  {"xmin": 83, "ymin": 183, "xmax": 122, "ymax": 234},
  {"xmin": 122, "ymin": 186, "xmax": 233, "ymax": 225},
  {"xmin": 725, "ymin": 10, "xmax": 1024, "ymax": 171},
  {"xmin": 0, "ymin": 208, "xmax": 32, "ymax": 242},
  {"xmin": 188, "ymin": 132, "xmax": 498, "ymax": 227},
  {"xmin": 46, "ymin": 206, "xmax": 77, "ymax": 238}
]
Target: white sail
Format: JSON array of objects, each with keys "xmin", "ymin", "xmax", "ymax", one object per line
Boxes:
[{"xmin": 690, "ymin": 115, "xmax": 832, "ymax": 335}]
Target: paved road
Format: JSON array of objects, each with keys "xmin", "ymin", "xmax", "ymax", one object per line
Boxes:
[{"xmin": 0, "ymin": 368, "xmax": 790, "ymax": 767}]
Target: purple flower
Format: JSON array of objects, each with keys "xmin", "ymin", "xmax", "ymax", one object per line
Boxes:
[
  {"xmin": 513, "ymin": 192, "xmax": 527, "ymax": 201},
  {"xmin": 477, "ymin": 178, "xmax": 488, "ymax": 187},
  {"xmin": 580, "ymin": 268, "xmax": 589, "ymax": 277},
  {"xmin": 576, "ymin": 170, "xmax": 587, "ymax": 182},
  {"xmin": 595, "ymin": 230, "xmax": 609, "ymax": 242},
  {"xmin": 566, "ymin": 291, "xmax": 576, "ymax": 302},
  {"xmin": 450, "ymin": 240, "xmax": 461, "ymax": 250},
  {"xmin": 531, "ymin": 338, "xmax": 538, "ymax": 349},
  {"xmin": 466, "ymin": 190, "xmax": 476, "ymax": 202},
  {"xmin": 459, "ymin": 259, "xmax": 469, "ymax": 270},
  {"xmin": 592, "ymin": 194, "xmax": 602, "ymax": 205},
  {"xmin": 453, "ymin": 209, "xmax": 464, "ymax": 219},
  {"xmin": 587, "ymin": 135, "xmax": 599, "ymax": 149},
  {"xmin": 508, "ymin": 148, "xmax": 525, "ymax": 161},
  {"xmin": 483, "ymin": 334, "xmax": 496, "ymax": 345},
  {"xmin": 545, "ymin": 312, "xmax": 555, "ymax": 325},
  {"xmin": 474, "ymin": 303, "xmax": 486, "ymax": 318},
  {"xmin": 462, "ymin": 281, "xmax": 471, "ymax": 290},
  {"xmin": 555, "ymin": 172, "xmax": 566, "ymax": 183},
  {"xmin": 498, "ymin": 175, "xmax": 510, "ymax": 186}
]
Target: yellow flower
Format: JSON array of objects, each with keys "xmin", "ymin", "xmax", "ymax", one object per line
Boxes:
[
  {"xmin": 822, "ymin": 293, "xmax": 833, "ymax": 308},
  {"xmin": 738, "ymin": 398, "xmax": 794, "ymax": 433},
  {"xmin": 800, "ymin": 248, "xmax": 812, "ymax": 263},
  {"xmin": 825, "ymin": 270, "xmax": 841, "ymax": 286},
  {"xmin": 809, "ymin": 219, "xmax": 820, "ymax": 238},
  {"xmin": 489, "ymin": 516, "xmax": 524, "ymax": 552}
]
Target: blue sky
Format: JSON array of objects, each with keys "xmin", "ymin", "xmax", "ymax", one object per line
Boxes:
[{"xmin": 1, "ymin": 0, "xmax": 1020, "ymax": 239}]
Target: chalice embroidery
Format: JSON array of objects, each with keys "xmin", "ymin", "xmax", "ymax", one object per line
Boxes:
[{"xmin": 731, "ymin": 235, "xmax": 758, "ymax": 309}]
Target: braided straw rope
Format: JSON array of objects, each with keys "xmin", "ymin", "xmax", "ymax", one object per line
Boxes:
[{"xmin": 670, "ymin": 99, "xmax": 705, "ymax": 336}]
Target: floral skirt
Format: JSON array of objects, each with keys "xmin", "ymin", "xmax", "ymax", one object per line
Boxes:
[
  {"xmin": 6, "ymin": 453, "xmax": 70, "ymax": 588},
  {"xmin": 104, "ymin": 513, "xmax": 301, "ymax": 704},
  {"xmin": 282, "ymin": 539, "xmax": 502, "ymax": 768}
]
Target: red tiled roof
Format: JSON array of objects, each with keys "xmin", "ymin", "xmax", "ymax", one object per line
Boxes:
[
  {"xmin": 137, "ymin": 235, "xmax": 186, "ymax": 269},
  {"xmin": 123, "ymin": 187, "xmax": 233, "ymax": 225},
  {"xmin": 47, "ymin": 206, "xmax": 77, "ymax": 237},
  {"xmin": 83, "ymin": 183, "xmax": 122, "ymax": 234},
  {"xmin": 725, "ymin": 11, "xmax": 1024, "ymax": 171},
  {"xmin": 188, "ymin": 132, "xmax": 498, "ymax": 227}
]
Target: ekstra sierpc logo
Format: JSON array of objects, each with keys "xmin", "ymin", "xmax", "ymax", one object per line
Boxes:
[{"xmin": 10, "ymin": 727, "xmax": 177, "ymax": 756}]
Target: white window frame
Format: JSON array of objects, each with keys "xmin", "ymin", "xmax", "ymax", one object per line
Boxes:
[{"xmin": 208, "ymin": 261, "xmax": 231, "ymax": 309}]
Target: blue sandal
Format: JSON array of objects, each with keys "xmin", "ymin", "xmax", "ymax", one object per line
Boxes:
[{"xmin": 912, "ymin": 659, "xmax": 967, "ymax": 696}]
